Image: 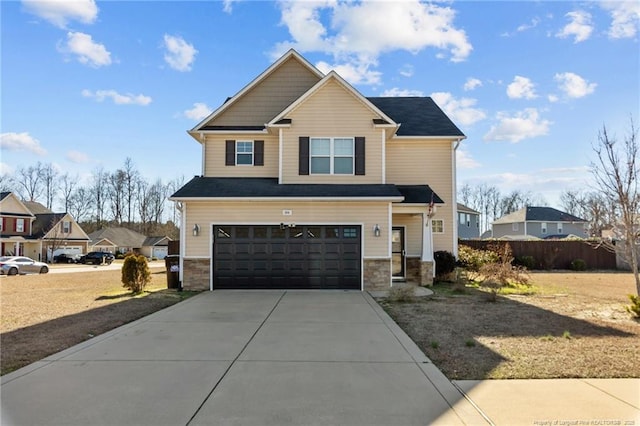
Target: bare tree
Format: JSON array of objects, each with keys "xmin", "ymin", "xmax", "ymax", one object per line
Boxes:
[
  {"xmin": 108, "ymin": 169, "xmax": 126, "ymax": 224},
  {"xmin": 40, "ymin": 163, "xmax": 59, "ymax": 210},
  {"xmin": 0, "ymin": 174, "xmax": 15, "ymax": 193},
  {"xmin": 90, "ymin": 167, "xmax": 108, "ymax": 227},
  {"xmin": 591, "ymin": 120, "xmax": 639, "ymax": 294},
  {"xmin": 15, "ymin": 163, "xmax": 44, "ymax": 201},
  {"xmin": 60, "ymin": 173, "xmax": 78, "ymax": 213},
  {"xmin": 122, "ymin": 158, "xmax": 139, "ymax": 224},
  {"xmin": 68, "ymin": 187, "xmax": 93, "ymax": 222}
]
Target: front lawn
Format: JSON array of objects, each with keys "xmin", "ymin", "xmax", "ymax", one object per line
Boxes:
[{"xmin": 379, "ymin": 272, "xmax": 640, "ymax": 379}]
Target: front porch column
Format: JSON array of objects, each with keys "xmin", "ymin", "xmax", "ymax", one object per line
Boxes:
[{"xmin": 420, "ymin": 213, "xmax": 435, "ymax": 286}]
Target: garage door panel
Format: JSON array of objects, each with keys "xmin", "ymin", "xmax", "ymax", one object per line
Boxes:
[{"xmin": 213, "ymin": 225, "xmax": 361, "ymax": 290}]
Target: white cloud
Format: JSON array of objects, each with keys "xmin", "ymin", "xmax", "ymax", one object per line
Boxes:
[
  {"xmin": 399, "ymin": 64, "xmax": 414, "ymax": 78},
  {"xmin": 0, "ymin": 132, "xmax": 47, "ymax": 156},
  {"xmin": 431, "ymin": 92, "xmax": 486, "ymax": 127},
  {"xmin": 554, "ymin": 72, "xmax": 597, "ymax": 98},
  {"xmin": 380, "ymin": 87, "xmax": 424, "ymax": 97},
  {"xmin": 463, "ymin": 77, "xmax": 482, "ymax": 91},
  {"xmin": 457, "ymin": 149, "xmax": 480, "ymax": 169},
  {"xmin": 82, "ymin": 89, "xmax": 152, "ymax": 105},
  {"xmin": 222, "ymin": 0, "xmax": 239, "ymax": 14},
  {"xmin": 506, "ymin": 76, "xmax": 537, "ymax": 100},
  {"xmin": 58, "ymin": 31, "xmax": 111, "ymax": 67},
  {"xmin": 66, "ymin": 150, "xmax": 90, "ymax": 163},
  {"xmin": 273, "ymin": 0, "xmax": 471, "ymax": 85},
  {"xmin": 0, "ymin": 162, "xmax": 14, "ymax": 176},
  {"xmin": 184, "ymin": 102, "xmax": 213, "ymax": 121},
  {"xmin": 163, "ymin": 34, "xmax": 197, "ymax": 72},
  {"xmin": 600, "ymin": 1, "xmax": 640, "ymax": 39},
  {"xmin": 316, "ymin": 60, "xmax": 382, "ymax": 85},
  {"xmin": 22, "ymin": 0, "xmax": 98, "ymax": 28},
  {"xmin": 548, "ymin": 94, "xmax": 559, "ymax": 103},
  {"xmin": 517, "ymin": 18, "xmax": 540, "ymax": 32},
  {"xmin": 556, "ymin": 10, "xmax": 593, "ymax": 43},
  {"xmin": 484, "ymin": 108, "xmax": 551, "ymax": 143}
]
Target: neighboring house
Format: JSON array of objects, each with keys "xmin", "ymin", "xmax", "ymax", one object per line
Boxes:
[
  {"xmin": 0, "ymin": 193, "xmax": 90, "ymax": 261},
  {"xmin": 88, "ymin": 227, "xmax": 171, "ymax": 259},
  {"xmin": 170, "ymin": 49, "xmax": 465, "ymax": 291},
  {"xmin": 457, "ymin": 203, "xmax": 480, "ymax": 239},
  {"xmin": 491, "ymin": 206, "xmax": 588, "ymax": 239}
]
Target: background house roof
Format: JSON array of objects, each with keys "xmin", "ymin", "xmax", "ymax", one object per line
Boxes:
[
  {"xmin": 31, "ymin": 213, "xmax": 67, "ymax": 239},
  {"xmin": 457, "ymin": 203, "xmax": 480, "ymax": 214},
  {"xmin": 171, "ymin": 177, "xmax": 403, "ymax": 199},
  {"xmin": 143, "ymin": 236, "xmax": 171, "ymax": 246},
  {"xmin": 23, "ymin": 201, "xmax": 53, "ymax": 215},
  {"xmin": 367, "ymin": 97, "xmax": 465, "ymax": 137},
  {"xmin": 493, "ymin": 206, "xmax": 587, "ymax": 224},
  {"xmin": 0, "ymin": 192, "xmax": 10, "ymax": 201},
  {"xmin": 88, "ymin": 227, "xmax": 147, "ymax": 248}
]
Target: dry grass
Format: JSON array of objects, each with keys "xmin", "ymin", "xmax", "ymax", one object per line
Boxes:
[
  {"xmin": 1, "ymin": 267, "xmax": 198, "ymax": 375},
  {"xmin": 380, "ymin": 271, "xmax": 640, "ymax": 380}
]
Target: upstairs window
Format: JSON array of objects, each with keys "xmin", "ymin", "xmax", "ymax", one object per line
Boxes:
[
  {"xmin": 541, "ymin": 222, "xmax": 547, "ymax": 234},
  {"xmin": 557, "ymin": 223, "xmax": 563, "ymax": 234},
  {"xmin": 225, "ymin": 140, "xmax": 264, "ymax": 166},
  {"xmin": 16, "ymin": 218, "xmax": 24, "ymax": 232},
  {"xmin": 62, "ymin": 221, "xmax": 71, "ymax": 233},
  {"xmin": 512, "ymin": 223, "xmax": 519, "ymax": 232},
  {"xmin": 236, "ymin": 141, "xmax": 254, "ymax": 165},
  {"xmin": 310, "ymin": 137, "xmax": 354, "ymax": 175}
]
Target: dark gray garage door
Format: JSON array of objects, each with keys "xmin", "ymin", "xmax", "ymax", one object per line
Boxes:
[{"xmin": 213, "ymin": 225, "xmax": 361, "ymax": 290}]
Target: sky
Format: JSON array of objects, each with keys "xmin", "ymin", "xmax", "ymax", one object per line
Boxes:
[{"xmin": 1, "ymin": 0, "xmax": 639, "ymax": 210}]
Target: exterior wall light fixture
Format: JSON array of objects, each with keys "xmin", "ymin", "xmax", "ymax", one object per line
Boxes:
[
  {"xmin": 192, "ymin": 224, "xmax": 200, "ymax": 237},
  {"xmin": 373, "ymin": 224, "xmax": 381, "ymax": 237}
]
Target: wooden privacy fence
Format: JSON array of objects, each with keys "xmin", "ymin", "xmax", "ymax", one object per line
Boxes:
[{"xmin": 459, "ymin": 240, "xmax": 617, "ymax": 270}]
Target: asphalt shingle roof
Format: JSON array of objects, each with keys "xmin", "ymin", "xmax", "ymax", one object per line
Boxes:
[
  {"xmin": 172, "ymin": 177, "xmax": 403, "ymax": 199},
  {"xmin": 493, "ymin": 206, "xmax": 587, "ymax": 224},
  {"xmin": 88, "ymin": 227, "xmax": 148, "ymax": 248},
  {"xmin": 396, "ymin": 185, "xmax": 444, "ymax": 204},
  {"xmin": 367, "ymin": 97, "xmax": 465, "ymax": 137}
]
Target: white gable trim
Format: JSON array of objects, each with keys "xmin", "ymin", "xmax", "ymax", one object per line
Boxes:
[
  {"xmin": 190, "ymin": 49, "xmax": 324, "ymax": 133},
  {"xmin": 0, "ymin": 192, "xmax": 36, "ymax": 218},
  {"xmin": 267, "ymin": 71, "xmax": 398, "ymax": 128}
]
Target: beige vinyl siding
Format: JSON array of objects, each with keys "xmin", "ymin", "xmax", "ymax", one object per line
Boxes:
[
  {"xmin": 392, "ymin": 214, "xmax": 423, "ymax": 256},
  {"xmin": 0, "ymin": 195, "xmax": 32, "ymax": 216},
  {"xmin": 203, "ymin": 134, "xmax": 278, "ymax": 177},
  {"xmin": 184, "ymin": 200, "xmax": 390, "ymax": 258},
  {"xmin": 43, "ymin": 214, "xmax": 87, "ymax": 240},
  {"xmin": 208, "ymin": 58, "xmax": 321, "ymax": 127},
  {"xmin": 387, "ymin": 139, "xmax": 455, "ymax": 254},
  {"xmin": 281, "ymin": 79, "xmax": 384, "ymax": 184}
]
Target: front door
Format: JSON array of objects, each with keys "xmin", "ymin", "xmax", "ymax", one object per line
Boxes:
[{"xmin": 392, "ymin": 227, "xmax": 405, "ymax": 279}]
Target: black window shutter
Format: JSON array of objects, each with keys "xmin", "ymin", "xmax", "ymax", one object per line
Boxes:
[
  {"xmin": 254, "ymin": 140, "xmax": 264, "ymax": 166},
  {"xmin": 299, "ymin": 136, "xmax": 310, "ymax": 175},
  {"xmin": 225, "ymin": 140, "xmax": 235, "ymax": 166},
  {"xmin": 355, "ymin": 136, "xmax": 365, "ymax": 175}
]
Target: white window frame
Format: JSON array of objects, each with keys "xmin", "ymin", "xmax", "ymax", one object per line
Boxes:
[
  {"xmin": 63, "ymin": 220, "xmax": 71, "ymax": 233},
  {"xmin": 310, "ymin": 137, "xmax": 354, "ymax": 175},
  {"xmin": 512, "ymin": 223, "xmax": 519, "ymax": 232},
  {"xmin": 557, "ymin": 223, "xmax": 563, "ymax": 234},
  {"xmin": 236, "ymin": 141, "xmax": 254, "ymax": 166},
  {"xmin": 16, "ymin": 218, "xmax": 24, "ymax": 233},
  {"xmin": 541, "ymin": 222, "xmax": 547, "ymax": 234},
  {"xmin": 432, "ymin": 219, "xmax": 444, "ymax": 234},
  {"xmin": 459, "ymin": 213, "xmax": 465, "ymax": 225}
]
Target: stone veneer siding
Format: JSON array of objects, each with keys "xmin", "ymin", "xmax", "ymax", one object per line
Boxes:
[
  {"xmin": 406, "ymin": 257, "xmax": 421, "ymax": 283},
  {"xmin": 363, "ymin": 259, "xmax": 391, "ymax": 291},
  {"xmin": 182, "ymin": 258, "xmax": 210, "ymax": 291},
  {"xmin": 419, "ymin": 260, "xmax": 434, "ymax": 286}
]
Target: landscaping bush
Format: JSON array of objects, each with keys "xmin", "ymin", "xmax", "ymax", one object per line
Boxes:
[
  {"xmin": 476, "ymin": 244, "xmax": 530, "ymax": 301},
  {"xmin": 626, "ymin": 294, "xmax": 640, "ymax": 318},
  {"xmin": 570, "ymin": 258, "xmax": 587, "ymax": 271},
  {"xmin": 121, "ymin": 254, "xmax": 151, "ymax": 294},
  {"xmin": 434, "ymin": 250, "xmax": 456, "ymax": 279},
  {"xmin": 458, "ymin": 245, "xmax": 499, "ymax": 272},
  {"xmin": 514, "ymin": 255, "xmax": 536, "ymax": 270}
]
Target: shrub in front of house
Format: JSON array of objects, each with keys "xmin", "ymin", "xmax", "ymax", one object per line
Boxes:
[
  {"xmin": 458, "ymin": 245, "xmax": 499, "ymax": 272},
  {"xmin": 121, "ymin": 254, "xmax": 151, "ymax": 294},
  {"xmin": 514, "ymin": 255, "xmax": 536, "ymax": 270},
  {"xmin": 570, "ymin": 258, "xmax": 587, "ymax": 271},
  {"xmin": 434, "ymin": 250, "xmax": 457, "ymax": 281}
]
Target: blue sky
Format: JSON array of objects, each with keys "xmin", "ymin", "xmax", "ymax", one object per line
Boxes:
[{"xmin": 2, "ymin": 0, "xmax": 639, "ymax": 209}]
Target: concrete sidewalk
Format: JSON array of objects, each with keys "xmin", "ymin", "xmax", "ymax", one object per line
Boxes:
[{"xmin": 2, "ymin": 290, "xmax": 638, "ymax": 425}]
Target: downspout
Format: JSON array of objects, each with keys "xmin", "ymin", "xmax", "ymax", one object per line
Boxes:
[
  {"xmin": 200, "ymin": 132, "xmax": 205, "ymax": 176},
  {"xmin": 176, "ymin": 201, "xmax": 185, "ymax": 284},
  {"xmin": 452, "ymin": 138, "xmax": 462, "ymax": 257},
  {"xmin": 278, "ymin": 128, "xmax": 283, "ymax": 184}
]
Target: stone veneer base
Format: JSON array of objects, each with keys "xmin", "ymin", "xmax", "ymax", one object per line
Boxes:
[
  {"xmin": 363, "ymin": 259, "xmax": 391, "ymax": 291},
  {"xmin": 182, "ymin": 258, "xmax": 210, "ymax": 291}
]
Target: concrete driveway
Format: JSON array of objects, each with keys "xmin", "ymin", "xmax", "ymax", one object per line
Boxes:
[{"xmin": 1, "ymin": 290, "xmax": 487, "ymax": 426}]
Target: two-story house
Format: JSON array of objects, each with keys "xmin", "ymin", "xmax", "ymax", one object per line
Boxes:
[
  {"xmin": 170, "ymin": 50, "xmax": 465, "ymax": 291},
  {"xmin": 457, "ymin": 203, "xmax": 481, "ymax": 239},
  {"xmin": 0, "ymin": 192, "xmax": 90, "ymax": 261},
  {"xmin": 491, "ymin": 206, "xmax": 589, "ymax": 239}
]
